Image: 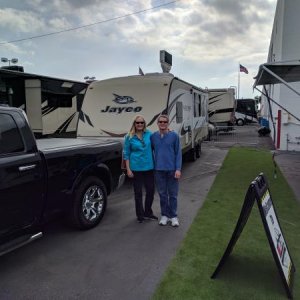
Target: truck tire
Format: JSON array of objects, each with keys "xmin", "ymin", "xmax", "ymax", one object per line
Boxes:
[{"xmin": 70, "ymin": 176, "xmax": 107, "ymax": 230}]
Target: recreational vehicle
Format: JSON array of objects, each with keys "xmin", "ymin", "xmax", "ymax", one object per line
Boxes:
[
  {"xmin": 0, "ymin": 67, "xmax": 88, "ymax": 137},
  {"xmin": 208, "ymin": 88, "xmax": 236, "ymax": 128},
  {"xmin": 235, "ymin": 98, "xmax": 258, "ymax": 126},
  {"xmin": 77, "ymin": 73, "xmax": 209, "ymax": 161}
]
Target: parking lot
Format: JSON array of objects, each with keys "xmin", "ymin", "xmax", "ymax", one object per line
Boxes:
[
  {"xmin": 208, "ymin": 124, "xmax": 272, "ymax": 148},
  {"xmin": 0, "ymin": 143, "xmax": 228, "ymax": 300},
  {"xmin": 0, "ymin": 123, "xmax": 279, "ymax": 300}
]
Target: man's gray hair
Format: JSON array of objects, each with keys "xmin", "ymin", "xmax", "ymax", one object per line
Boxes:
[{"xmin": 157, "ymin": 114, "xmax": 169, "ymax": 122}]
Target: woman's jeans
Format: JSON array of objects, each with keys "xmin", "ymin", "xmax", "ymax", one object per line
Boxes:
[
  {"xmin": 155, "ymin": 170, "xmax": 178, "ymax": 218},
  {"xmin": 132, "ymin": 170, "xmax": 155, "ymax": 219}
]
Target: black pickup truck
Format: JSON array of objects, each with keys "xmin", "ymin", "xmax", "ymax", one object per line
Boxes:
[{"xmin": 0, "ymin": 106, "xmax": 124, "ymax": 255}]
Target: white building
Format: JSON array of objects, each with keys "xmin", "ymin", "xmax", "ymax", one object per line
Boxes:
[{"xmin": 257, "ymin": 0, "xmax": 300, "ymax": 151}]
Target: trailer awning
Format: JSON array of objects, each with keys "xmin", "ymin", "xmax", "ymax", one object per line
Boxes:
[
  {"xmin": 253, "ymin": 63, "xmax": 300, "ymax": 86},
  {"xmin": 253, "ymin": 63, "xmax": 300, "ymax": 123}
]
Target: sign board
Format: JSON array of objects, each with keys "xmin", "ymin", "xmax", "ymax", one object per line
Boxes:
[
  {"xmin": 211, "ymin": 173, "xmax": 296, "ymax": 299},
  {"xmin": 260, "ymin": 189, "xmax": 292, "ymax": 280}
]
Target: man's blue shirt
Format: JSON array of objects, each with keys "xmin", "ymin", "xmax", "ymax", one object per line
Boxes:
[{"xmin": 151, "ymin": 131, "xmax": 182, "ymax": 171}]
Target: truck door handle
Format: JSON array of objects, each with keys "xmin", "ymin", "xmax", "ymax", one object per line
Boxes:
[{"xmin": 19, "ymin": 164, "xmax": 36, "ymax": 171}]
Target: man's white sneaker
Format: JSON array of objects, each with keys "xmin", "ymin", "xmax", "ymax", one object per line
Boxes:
[
  {"xmin": 159, "ymin": 216, "xmax": 168, "ymax": 226},
  {"xmin": 171, "ymin": 217, "xmax": 179, "ymax": 227}
]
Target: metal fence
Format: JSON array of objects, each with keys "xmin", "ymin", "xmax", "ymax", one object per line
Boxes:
[{"xmin": 205, "ymin": 124, "xmax": 260, "ymax": 147}]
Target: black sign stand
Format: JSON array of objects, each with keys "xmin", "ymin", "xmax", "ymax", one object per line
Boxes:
[{"xmin": 211, "ymin": 173, "xmax": 296, "ymax": 299}]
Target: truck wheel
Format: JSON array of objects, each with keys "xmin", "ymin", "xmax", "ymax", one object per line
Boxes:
[
  {"xmin": 236, "ymin": 119, "xmax": 244, "ymax": 126},
  {"xmin": 70, "ymin": 176, "xmax": 107, "ymax": 230}
]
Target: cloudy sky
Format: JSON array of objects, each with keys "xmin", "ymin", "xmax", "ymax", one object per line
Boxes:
[{"xmin": 0, "ymin": 0, "xmax": 277, "ymax": 98}]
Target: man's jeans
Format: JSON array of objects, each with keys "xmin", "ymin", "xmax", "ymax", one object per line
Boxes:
[{"xmin": 155, "ymin": 170, "xmax": 179, "ymax": 218}]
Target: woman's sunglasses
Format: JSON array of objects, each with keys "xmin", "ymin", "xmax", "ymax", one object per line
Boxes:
[{"xmin": 135, "ymin": 121, "xmax": 145, "ymax": 125}]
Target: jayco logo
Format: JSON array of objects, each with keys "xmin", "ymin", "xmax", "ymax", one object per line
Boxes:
[
  {"xmin": 112, "ymin": 93, "xmax": 135, "ymax": 104},
  {"xmin": 100, "ymin": 93, "xmax": 142, "ymax": 114}
]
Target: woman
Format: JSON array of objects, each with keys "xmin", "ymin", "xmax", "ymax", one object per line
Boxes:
[{"xmin": 123, "ymin": 115, "xmax": 157, "ymax": 223}]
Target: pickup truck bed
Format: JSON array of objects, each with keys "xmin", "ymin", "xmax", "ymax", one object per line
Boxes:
[{"xmin": 36, "ymin": 137, "xmax": 119, "ymax": 150}]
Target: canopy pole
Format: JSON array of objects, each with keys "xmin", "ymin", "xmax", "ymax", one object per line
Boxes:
[
  {"xmin": 262, "ymin": 65, "xmax": 300, "ymax": 97},
  {"xmin": 238, "ymin": 62, "xmax": 240, "ymax": 99},
  {"xmin": 255, "ymin": 86, "xmax": 300, "ymax": 122}
]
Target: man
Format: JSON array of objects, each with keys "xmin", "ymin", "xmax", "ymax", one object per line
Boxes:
[{"xmin": 151, "ymin": 114, "xmax": 182, "ymax": 227}]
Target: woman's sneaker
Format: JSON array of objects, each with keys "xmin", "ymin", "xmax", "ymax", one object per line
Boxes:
[
  {"xmin": 171, "ymin": 217, "xmax": 179, "ymax": 227},
  {"xmin": 159, "ymin": 216, "xmax": 169, "ymax": 226}
]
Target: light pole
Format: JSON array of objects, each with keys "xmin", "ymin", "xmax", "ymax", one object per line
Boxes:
[{"xmin": 1, "ymin": 57, "xmax": 18, "ymax": 66}]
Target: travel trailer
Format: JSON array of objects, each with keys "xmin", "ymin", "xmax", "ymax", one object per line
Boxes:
[
  {"xmin": 208, "ymin": 88, "xmax": 236, "ymax": 128},
  {"xmin": 235, "ymin": 98, "xmax": 258, "ymax": 126},
  {"xmin": 77, "ymin": 73, "xmax": 209, "ymax": 160},
  {"xmin": 0, "ymin": 67, "xmax": 88, "ymax": 137}
]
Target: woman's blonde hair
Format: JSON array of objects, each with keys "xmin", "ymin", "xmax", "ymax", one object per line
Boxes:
[{"xmin": 128, "ymin": 115, "xmax": 147, "ymax": 138}]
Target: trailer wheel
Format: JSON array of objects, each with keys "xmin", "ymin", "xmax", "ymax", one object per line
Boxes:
[
  {"xmin": 188, "ymin": 148, "xmax": 197, "ymax": 162},
  {"xmin": 195, "ymin": 142, "xmax": 201, "ymax": 158},
  {"xmin": 207, "ymin": 130, "xmax": 211, "ymax": 141},
  {"xmin": 236, "ymin": 118, "xmax": 244, "ymax": 126},
  {"xmin": 70, "ymin": 176, "xmax": 107, "ymax": 230}
]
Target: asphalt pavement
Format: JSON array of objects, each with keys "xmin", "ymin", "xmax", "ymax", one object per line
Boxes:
[
  {"xmin": 0, "ymin": 144, "xmax": 228, "ymax": 300},
  {"xmin": 274, "ymin": 150, "xmax": 300, "ymax": 203},
  {"xmin": 0, "ymin": 124, "xmax": 299, "ymax": 300}
]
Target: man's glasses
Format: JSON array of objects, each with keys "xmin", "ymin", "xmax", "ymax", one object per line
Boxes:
[
  {"xmin": 135, "ymin": 121, "xmax": 145, "ymax": 125},
  {"xmin": 158, "ymin": 121, "xmax": 168, "ymax": 124}
]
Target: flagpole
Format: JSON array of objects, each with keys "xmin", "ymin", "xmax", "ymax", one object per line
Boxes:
[{"xmin": 238, "ymin": 63, "xmax": 240, "ymax": 99}]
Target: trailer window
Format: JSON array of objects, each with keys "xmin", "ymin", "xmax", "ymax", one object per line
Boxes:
[
  {"xmin": 46, "ymin": 95, "xmax": 73, "ymax": 108},
  {"xmin": 176, "ymin": 102, "xmax": 183, "ymax": 123},
  {"xmin": 194, "ymin": 94, "xmax": 201, "ymax": 117},
  {"xmin": 0, "ymin": 113, "xmax": 24, "ymax": 155}
]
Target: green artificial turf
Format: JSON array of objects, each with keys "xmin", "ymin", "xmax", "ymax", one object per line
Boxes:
[{"xmin": 153, "ymin": 147, "xmax": 300, "ymax": 300}]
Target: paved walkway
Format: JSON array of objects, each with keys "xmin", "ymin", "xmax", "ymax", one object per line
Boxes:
[{"xmin": 274, "ymin": 151, "xmax": 300, "ymax": 203}]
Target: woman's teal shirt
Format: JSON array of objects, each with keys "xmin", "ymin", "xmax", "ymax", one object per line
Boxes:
[{"xmin": 123, "ymin": 130, "xmax": 154, "ymax": 171}]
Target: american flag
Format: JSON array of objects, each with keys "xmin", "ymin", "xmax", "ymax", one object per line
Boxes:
[{"xmin": 240, "ymin": 64, "xmax": 248, "ymax": 74}]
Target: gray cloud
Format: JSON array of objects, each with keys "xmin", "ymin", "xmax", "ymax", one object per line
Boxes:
[
  {"xmin": 0, "ymin": 8, "xmax": 44, "ymax": 33},
  {"xmin": 0, "ymin": 0, "xmax": 277, "ymax": 98}
]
